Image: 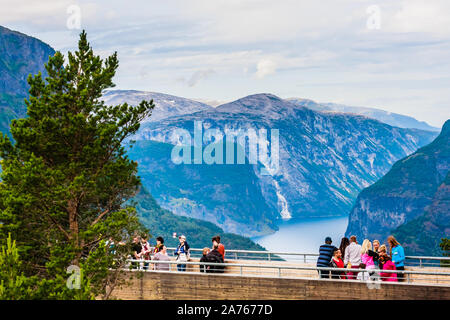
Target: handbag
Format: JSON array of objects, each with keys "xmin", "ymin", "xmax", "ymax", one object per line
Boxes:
[{"xmin": 177, "ymin": 252, "xmax": 188, "ymax": 262}]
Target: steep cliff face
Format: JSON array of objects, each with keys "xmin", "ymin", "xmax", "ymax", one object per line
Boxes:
[
  {"xmin": 0, "ymin": 26, "xmax": 55, "ymax": 135},
  {"xmin": 131, "ymin": 93, "xmax": 437, "ymax": 235},
  {"xmin": 346, "ymin": 120, "xmax": 450, "ymax": 250},
  {"xmin": 128, "ymin": 140, "xmax": 279, "ymax": 236},
  {"xmin": 392, "ymin": 172, "xmax": 450, "ymax": 256}
]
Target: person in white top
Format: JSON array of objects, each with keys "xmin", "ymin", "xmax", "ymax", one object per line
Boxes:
[
  {"xmin": 344, "ymin": 235, "xmax": 362, "ymax": 280},
  {"xmin": 153, "ymin": 246, "xmax": 171, "ymax": 271}
]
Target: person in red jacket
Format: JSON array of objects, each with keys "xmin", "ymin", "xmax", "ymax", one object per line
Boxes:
[
  {"xmin": 212, "ymin": 235, "xmax": 225, "ymax": 260},
  {"xmin": 379, "ymin": 252, "xmax": 398, "ymax": 282},
  {"xmin": 330, "ymin": 248, "xmax": 346, "ymax": 279}
]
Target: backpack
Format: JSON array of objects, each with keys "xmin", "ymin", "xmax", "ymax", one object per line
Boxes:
[{"xmin": 205, "ymin": 250, "xmax": 225, "ymax": 273}]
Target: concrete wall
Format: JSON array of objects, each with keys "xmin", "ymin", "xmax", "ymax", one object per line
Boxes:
[{"xmin": 112, "ymin": 271, "xmax": 450, "ymax": 300}]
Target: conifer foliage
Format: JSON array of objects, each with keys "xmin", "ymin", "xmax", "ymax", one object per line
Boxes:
[{"xmin": 0, "ymin": 31, "xmax": 154, "ymax": 299}]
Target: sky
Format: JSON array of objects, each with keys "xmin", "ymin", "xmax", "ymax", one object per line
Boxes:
[{"xmin": 1, "ymin": 0, "xmax": 450, "ymax": 127}]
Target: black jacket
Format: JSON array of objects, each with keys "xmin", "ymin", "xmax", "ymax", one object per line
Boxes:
[
  {"xmin": 199, "ymin": 255, "xmax": 208, "ymax": 272},
  {"xmin": 204, "ymin": 249, "xmax": 225, "ymax": 273},
  {"xmin": 368, "ymin": 250, "xmax": 380, "ymax": 267}
]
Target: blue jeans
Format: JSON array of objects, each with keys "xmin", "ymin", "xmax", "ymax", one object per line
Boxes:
[{"xmin": 177, "ymin": 264, "xmax": 186, "ymax": 272}]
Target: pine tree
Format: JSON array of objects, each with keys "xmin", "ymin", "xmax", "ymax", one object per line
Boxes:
[
  {"xmin": 0, "ymin": 31, "xmax": 154, "ymax": 299},
  {"xmin": 0, "ymin": 234, "xmax": 36, "ymax": 299},
  {"xmin": 440, "ymin": 238, "xmax": 450, "ymax": 267}
]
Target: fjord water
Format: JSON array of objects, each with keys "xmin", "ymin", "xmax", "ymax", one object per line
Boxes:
[{"xmin": 253, "ymin": 216, "xmax": 348, "ymax": 257}]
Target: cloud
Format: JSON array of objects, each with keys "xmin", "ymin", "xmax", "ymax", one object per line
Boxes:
[
  {"xmin": 178, "ymin": 69, "xmax": 216, "ymax": 87},
  {"xmin": 387, "ymin": 0, "xmax": 450, "ymax": 36},
  {"xmin": 2, "ymin": 0, "xmax": 450, "ymax": 127},
  {"xmin": 255, "ymin": 59, "xmax": 277, "ymax": 79}
]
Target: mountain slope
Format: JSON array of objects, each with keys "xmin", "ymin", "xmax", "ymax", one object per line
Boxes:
[
  {"xmin": 134, "ymin": 186, "xmax": 266, "ymax": 250},
  {"xmin": 288, "ymin": 98, "xmax": 439, "ymax": 132},
  {"xmin": 392, "ymin": 172, "xmax": 450, "ymax": 256},
  {"xmin": 102, "ymin": 90, "xmax": 213, "ymax": 122},
  {"xmin": 346, "ymin": 120, "xmax": 450, "ymax": 252},
  {"xmin": 0, "ymin": 25, "xmax": 55, "ymax": 136},
  {"xmin": 127, "ymin": 139, "xmax": 279, "ymax": 236},
  {"xmin": 132, "ymin": 93, "xmax": 438, "ymax": 235}
]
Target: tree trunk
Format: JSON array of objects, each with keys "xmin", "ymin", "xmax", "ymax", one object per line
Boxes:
[{"xmin": 68, "ymin": 198, "xmax": 80, "ymax": 264}]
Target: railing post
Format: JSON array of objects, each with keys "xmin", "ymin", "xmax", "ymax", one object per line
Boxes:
[
  {"xmin": 278, "ymin": 267, "xmax": 281, "ymax": 278},
  {"xmin": 240, "ymin": 265, "xmax": 243, "ymax": 276},
  {"xmin": 304, "ymin": 254, "xmax": 306, "ymax": 264},
  {"xmin": 268, "ymin": 253, "xmax": 271, "ymax": 261},
  {"xmin": 407, "ymin": 273, "xmax": 410, "ymax": 283},
  {"xmin": 234, "ymin": 252, "xmax": 238, "ymax": 260},
  {"xmin": 419, "ymin": 258, "xmax": 422, "ymax": 268}
]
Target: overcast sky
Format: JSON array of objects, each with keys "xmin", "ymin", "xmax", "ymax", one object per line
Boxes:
[{"xmin": 2, "ymin": 0, "xmax": 450, "ymax": 127}]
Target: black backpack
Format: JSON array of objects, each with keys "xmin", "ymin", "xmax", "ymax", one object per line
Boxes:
[{"xmin": 205, "ymin": 250, "xmax": 225, "ymax": 273}]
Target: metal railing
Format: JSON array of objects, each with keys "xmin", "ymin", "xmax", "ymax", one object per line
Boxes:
[
  {"xmin": 165, "ymin": 247, "xmax": 450, "ymax": 267},
  {"xmin": 126, "ymin": 259, "xmax": 450, "ymax": 286}
]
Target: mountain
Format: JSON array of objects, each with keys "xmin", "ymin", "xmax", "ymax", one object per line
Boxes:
[
  {"xmin": 102, "ymin": 90, "xmax": 213, "ymax": 122},
  {"xmin": 0, "ymin": 26, "xmax": 55, "ymax": 136},
  {"xmin": 288, "ymin": 98, "xmax": 440, "ymax": 132},
  {"xmin": 0, "ymin": 26, "xmax": 264, "ymax": 250},
  {"xmin": 393, "ymin": 172, "xmax": 450, "ymax": 256},
  {"xmin": 134, "ymin": 186, "xmax": 266, "ymax": 250},
  {"xmin": 131, "ymin": 93, "xmax": 438, "ymax": 236},
  {"xmin": 127, "ymin": 139, "xmax": 279, "ymax": 236},
  {"xmin": 346, "ymin": 120, "xmax": 450, "ymax": 254},
  {"xmin": 1, "ymin": 27, "xmax": 442, "ymax": 242}
]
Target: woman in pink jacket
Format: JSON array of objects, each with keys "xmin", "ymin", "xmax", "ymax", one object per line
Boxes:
[
  {"xmin": 379, "ymin": 253, "xmax": 398, "ymax": 282},
  {"xmin": 358, "ymin": 239, "xmax": 376, "ymax": 280},
  {"xmin": 361, "ymin": 239, "xmax": 376, "ymax": 268}
]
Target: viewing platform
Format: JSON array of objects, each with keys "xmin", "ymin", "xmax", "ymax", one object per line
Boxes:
[{"xmin": 112, "ymin": 248, "xmax": 450, "ymax": 300}]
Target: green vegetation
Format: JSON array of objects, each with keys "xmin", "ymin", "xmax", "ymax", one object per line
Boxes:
[
  {"xmin": 393, "ymin": 213, "xmax": 444, "ymax": 257},
  {"xmin": 134, "ymin": 186, "xmax": 266, "ymax": 250},
  {"xmin": 128, "ymin": 139, "xmax": 279, "ymax": 236},
  {"xmin": 0, "ymin": 234, "xmax": 36, "ymax": 299},
  {"xmin": 0, "ymin": 31, "xmax": 154, "ymax": 299},
  {"xmin": 349, "ymin": 120, "xmax": 449, "ymax": 255},
  {"xmin": 392, "ymin": 168, "xmax": 449, "ymax": 256},
  {"xmin": 365, "ymin": 121, "xmax": 449, "ymax": 195},
  {"xmin": 440, "ymin": 238, "xmax": 450, "ymax": 267}
]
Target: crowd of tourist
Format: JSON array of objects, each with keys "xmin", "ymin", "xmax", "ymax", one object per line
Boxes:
[
  {"xmin": 114, "ymin": 231, "xmax": 406, "ymax": 282},
  {"xmin": 126, "ymin": 234, "xmax": 226, "ymax": 273},
  {"xmin": 317, "ymin": 235, "xmax": 406, "ymax": 282}
]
